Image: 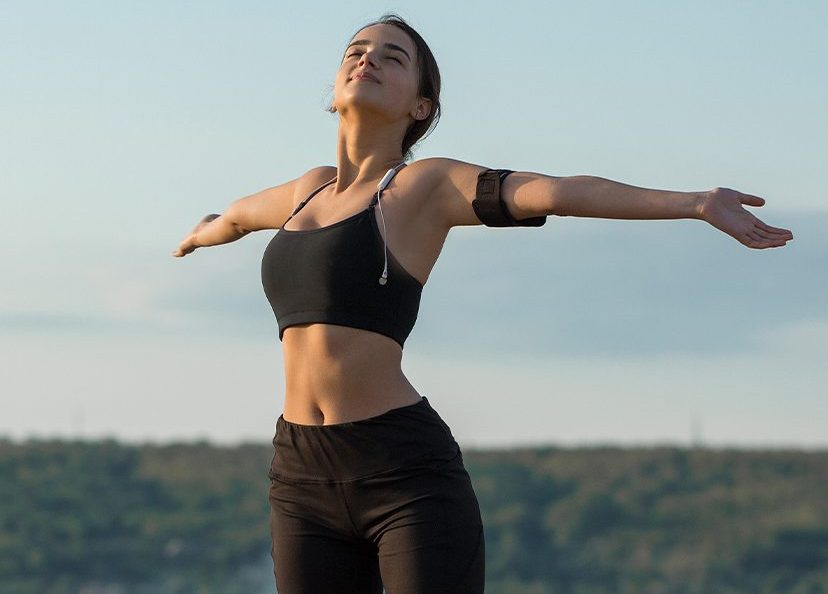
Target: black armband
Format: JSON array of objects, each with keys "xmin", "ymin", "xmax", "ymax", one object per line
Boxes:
[{"xmin": 472, "ymin": 169, "xmax": 547, "ymax": 227}]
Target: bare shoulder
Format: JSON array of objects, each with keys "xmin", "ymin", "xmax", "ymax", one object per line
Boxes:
[
  {"xmin": 407, "ymin": 157, "xmax": 557, "ymax": 229},
  {"xmin": 294, "ymin": 165, "xmax": 338, "ymax": 203},
  {"xmin": 399, "ymin": 157, "xmax": 487, "ymax": 229},
  {"xmin": 223, "ymin": 165, "xmax": 337, "ymax": 233}
]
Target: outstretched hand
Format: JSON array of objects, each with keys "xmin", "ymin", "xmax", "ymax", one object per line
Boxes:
[
  {"xmin": 171, "ymin": 214, "xmax": 219, "ymax": 257},
  {"xmin": 698, "ymin": 188, "xmax": 793, "ymax": 249},
  {"xmin": 171, "ymin": 233, "xmax": 199, "ymax": 258}
]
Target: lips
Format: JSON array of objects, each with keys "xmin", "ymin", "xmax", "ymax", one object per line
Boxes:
[{"xmin": 352, "ymin": 71, "xmax": 379, "ymax": 83}]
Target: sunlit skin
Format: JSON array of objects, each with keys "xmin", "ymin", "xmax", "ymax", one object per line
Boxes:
[{"xmin": 172, "ymin": 23, "xmax": 794, "ymax": 426}]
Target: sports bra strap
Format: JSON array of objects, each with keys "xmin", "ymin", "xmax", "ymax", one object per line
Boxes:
[
  {"xmin": 283, "ymin": 162, "xmax": 404, "ymax": 226},
  {"xmin": 283, "ymin": 177, "xmax": 337, "ymax": 224}
]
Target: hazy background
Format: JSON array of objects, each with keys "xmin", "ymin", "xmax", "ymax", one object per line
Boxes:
[{"xmin": 2, "ymin": 0, "xmax": 825, "ymax": 450}]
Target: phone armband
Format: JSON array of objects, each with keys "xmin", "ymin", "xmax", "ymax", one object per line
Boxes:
[{"xmin": 472, "ymin": 169, "xmax": 547, "ymax": 227}]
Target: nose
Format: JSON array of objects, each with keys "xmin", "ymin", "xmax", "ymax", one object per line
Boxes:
[{"xmin": 358, "ymin": 49, "xmax": 378, "ymax": 69}]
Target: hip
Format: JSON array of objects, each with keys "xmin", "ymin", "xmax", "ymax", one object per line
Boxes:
[{"xmin": 268, "ymin": 395, "xmax": 463, "ymax": 483}]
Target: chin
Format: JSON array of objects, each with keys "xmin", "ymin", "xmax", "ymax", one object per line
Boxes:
[{"xmin": 339, "ymin": 97, "xmax": 399, "ymax": 118}]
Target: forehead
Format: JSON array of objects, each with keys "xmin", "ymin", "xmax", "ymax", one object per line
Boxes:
[{"xmin": 349, "ymin": 23, "xmax": 416, "ymax": 55}]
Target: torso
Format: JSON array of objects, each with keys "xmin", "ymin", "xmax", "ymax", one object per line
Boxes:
[{"xmin": 277, "ymin": 159, "xmax": 451, "ymax": 426}]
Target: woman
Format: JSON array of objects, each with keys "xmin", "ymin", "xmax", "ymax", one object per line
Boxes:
[{"xmin": 172, "ymin": 13, "xmax": 793, "ymax": 594}]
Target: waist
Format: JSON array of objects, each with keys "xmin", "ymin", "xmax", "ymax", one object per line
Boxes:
[
  {"xmin": 280, "ymin": 375, "xmax": 422, "ymax": 426},
  {"xmin": 279, "ymin": 325, "xmax": 421, "ymax": 420},
  {"xmin": 268, "ymin": 396, "xmax": 461, "ymax": 483}
]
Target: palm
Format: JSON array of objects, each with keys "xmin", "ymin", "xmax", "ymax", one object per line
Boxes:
[{"xmin": 699, "ymin": 187, "xmax": 793, "ymax": 249}]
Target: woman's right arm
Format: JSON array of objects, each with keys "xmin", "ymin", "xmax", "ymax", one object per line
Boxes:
[{"xmin": 171, "ymin": 166, "xmax": 335, "ymax": 258}]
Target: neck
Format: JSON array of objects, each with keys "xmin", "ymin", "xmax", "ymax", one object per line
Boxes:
[{"xmin": 333, "ymin": 114, "xmax": 408, "ymax": 193}]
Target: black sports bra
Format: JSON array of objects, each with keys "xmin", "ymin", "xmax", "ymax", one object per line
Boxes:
[{"xmin": 260, "ymin": 165, "xmax": 423, "ymax": 348}]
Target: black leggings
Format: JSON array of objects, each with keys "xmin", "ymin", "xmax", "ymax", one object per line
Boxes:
[{"xmin": 267, "ymin": 395, "xmax": 485, "ymax": 594}]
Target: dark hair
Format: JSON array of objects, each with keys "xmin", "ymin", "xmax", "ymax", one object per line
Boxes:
[{"xmin": 327, "ymin": 13, "xmax": 442, "ymax": 161}]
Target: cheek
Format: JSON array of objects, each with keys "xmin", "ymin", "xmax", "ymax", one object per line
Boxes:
[
  {"xmin": 403, "ymin": 71, "xmax": 421, "ymax": 95},
  {"xmin": 388, "ymin": 70, "xmax": 418, "ymax": 94}
]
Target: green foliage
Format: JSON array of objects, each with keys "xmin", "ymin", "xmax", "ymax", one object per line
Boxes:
[
  {"xmin": 465, "ymin": 445, "xmax": 828, "ymax": 594},
  {"xmin": 0, "ymin": 438, "xmax": 274, "ymax": 594},
  {"xmin": 0, "ymin": 438, "xmax": 825, "ymax": 594}
]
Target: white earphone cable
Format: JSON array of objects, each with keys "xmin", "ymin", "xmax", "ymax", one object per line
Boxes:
[{"xmin": 376, "ymin": 162, "xmax": 406, "ymax": 285}]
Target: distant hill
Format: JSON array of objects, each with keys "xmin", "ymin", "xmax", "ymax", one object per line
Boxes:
[{"xmin": 1, "ymin": 438, "xmax": 825, "ymax": 594}]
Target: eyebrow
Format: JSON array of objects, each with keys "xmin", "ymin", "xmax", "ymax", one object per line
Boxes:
[{"xmin": 345, "ymin": 40, "xmax": 412, "ymax": 63}]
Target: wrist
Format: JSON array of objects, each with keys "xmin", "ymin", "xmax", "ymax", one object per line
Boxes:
[{"xmin": 691, "ymin": 191, "xmax": 708, "ymax": 220}]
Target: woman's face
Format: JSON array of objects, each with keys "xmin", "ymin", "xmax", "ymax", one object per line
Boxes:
[{"xmin": 332, "ymin": 24, "xmax": 429, "ymax": 125}]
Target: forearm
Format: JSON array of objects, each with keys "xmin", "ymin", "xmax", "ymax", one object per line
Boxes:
[{"xmin": 551, "ymin": 175, "xmax": 704, "ymax": 220}]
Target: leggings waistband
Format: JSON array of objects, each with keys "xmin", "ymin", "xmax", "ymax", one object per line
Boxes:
[{"xmin": 269, "ymin": 396, "xmax": 460, "ymax": 483}]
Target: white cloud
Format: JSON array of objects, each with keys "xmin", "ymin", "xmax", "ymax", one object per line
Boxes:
[{"xmin": 1, "ymin": 315, "xmax": 824, "ymax": 449}]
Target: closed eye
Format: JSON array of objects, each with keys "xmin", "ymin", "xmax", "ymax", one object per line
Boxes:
[{"xmin": 345, "ymin": 51, "xmax": 403, "ymax": 64}]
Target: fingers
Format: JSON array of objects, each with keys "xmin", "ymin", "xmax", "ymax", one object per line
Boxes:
[
  {"xmin": 744, "ymin": 229, "xmax": 790, "ymax": 249},
  {"xmin": 746, "ymin": 230, "xmax": 771, "ymax": 244},
  {"xmin": 755, "ymin": 219, "xmax": 794, "ymax": 237},
  {"xmin": 752, "ymin": 220, "xmax": 794, "ymax": 246},
  {"xmin": 752, "ymin": 225, "xmax": 793, "ymax": 244},
  {"xmin": 172, "ymin": 242, "xmax": 195, "ymax": 257},
  {"xmin": 738, "ymin": 194, "xmax": 796, "ymax": 240},
  {"xmin": 751, "ymin": 226, "xmax": 780, "ymax": 241},
  {"xmin": 745, "ymin": 211, "xmax": 794, "ymax": 238}
]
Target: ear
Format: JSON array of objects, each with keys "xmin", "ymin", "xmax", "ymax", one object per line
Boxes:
[{"xmin": 411, "ymin": 98, "xmax": 432, "ymax": 121}]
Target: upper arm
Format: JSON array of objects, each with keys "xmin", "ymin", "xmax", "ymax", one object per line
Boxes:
[
  {"xmin": 425, "ymin": 157, "xmax": 560, "ymax": 229},
  {"xmin": 224, "ymin": 166, "xmax": 337, "ymax": 232}
]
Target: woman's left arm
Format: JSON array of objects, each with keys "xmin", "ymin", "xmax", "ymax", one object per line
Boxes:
[
  {"xmin": 552, "ymin": 175, "xmax": 794, "ymax": 249},
  {"xmin": 427, "ymin": 159, "xmax": 794, "ymax": 249}
]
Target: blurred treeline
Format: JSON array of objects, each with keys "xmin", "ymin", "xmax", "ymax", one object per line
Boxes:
[{"xmin": 0, "ymin": 438, "xmax": 825, "ymax": 594}]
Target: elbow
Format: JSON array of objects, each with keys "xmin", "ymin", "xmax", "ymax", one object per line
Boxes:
[
  {"xmin": 548, "ymin": 175, "xmax": 591, "ymax": 217},
  {"xmin": 222, "ymin": 202, "xmax": 252, "ymax": 236},
  {"xmin": 546, "ymin": 176, "xmax": 569, "ymax": 217}
]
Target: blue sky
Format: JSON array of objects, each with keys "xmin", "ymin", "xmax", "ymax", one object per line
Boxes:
[{"xmin": 1, "ymin": 1, "xmax": 825, "ymax": 449}]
